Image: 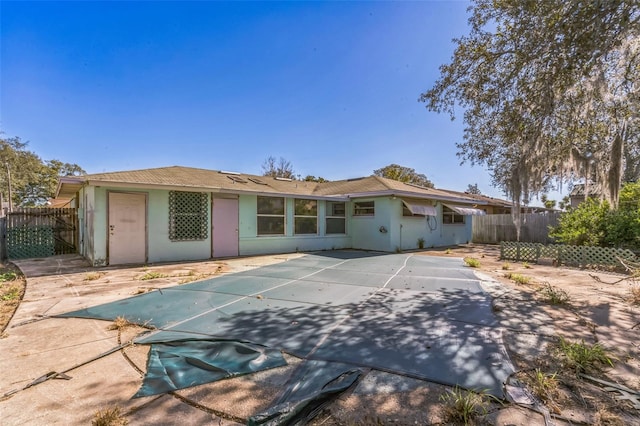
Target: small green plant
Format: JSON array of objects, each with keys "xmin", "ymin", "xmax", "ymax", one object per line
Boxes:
[
  {"xmin": 1, "ymin": 285, "xmax": 20, "ymax": 301},
  {"xmin": 502, "ymin": 263, "xmax": 511, "ymax": 270},
  {"xmin": 92, "ymin": 406, "xmax": 129, "ymax": 426},
  {"xmin": 522, "ymin": 262, "xmax": 531, "ymax": 269},
  {"xmin": 557, "ymin": 337, "xmax": 613, "ymax": 373},
  {"xmin": 440, "ymin": 386, "xmax": 490, "ymax": 425},
  {"xmin": 0, "ymin": 272, "xmax": 17, "ymax": 282},
  {"xmin": 539, "ymin": 283, "xmax": 570, "ymax": 305},
  {"xmin": 417, "ymin": 237, "xmax": 425, "ymax": 249},
  {"xmin": 139, "ymin": 271, "xmax": 168, "ymax": 281},
  {"xmin": 464, "ymin": 257, "xmax": 480, "ymax": 268},
  {"xmin": 445, "ymin": 248, "xmax": 452, "ymax": 254},
  {"xmin": 504, "ymin": 272, "xmax": 532, "ymax": 285},
  {"xmin": 526, "ymin": 369, "xmax": 559, "ymax": 403}
]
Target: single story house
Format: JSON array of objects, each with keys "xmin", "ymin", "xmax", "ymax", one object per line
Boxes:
[
  {"xmin": 569, "ymin": 183, "xmax": 601, "ymax": 209},
  {"xmin": 56, "ymin": 166, "xmax": 487, "ymax": 266}
]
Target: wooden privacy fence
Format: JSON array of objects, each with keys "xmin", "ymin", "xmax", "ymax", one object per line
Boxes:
[
  {"xmin": 500, "ymin": 241, "xmax": 637, "ymax": 269},
  {"xmin": 472, "ymin": 213, "xmax": 561, "ymax": 244},
  {"xmin": 5, "ymin": 208, "xmax": 78, "ymax": 259}
]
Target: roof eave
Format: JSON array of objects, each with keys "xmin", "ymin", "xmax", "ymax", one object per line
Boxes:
[
  {"xmin": 344, "ymin": 190, "xmax": 487, "ymax": 205},
  {"xmin": 84, "ymin": 179, "xmax": 349, "ymax": 201}
]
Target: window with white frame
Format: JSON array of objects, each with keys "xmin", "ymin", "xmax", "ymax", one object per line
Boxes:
[
  {"xmin": 294, "ymin": 199, "xmax": 317, "ymax": 234},
  {"xmin": 354, "ymin": 201, "xmax": 375, "ymax": 216},
  {"xmin": 326, "ymin": 201, "xmax": 346, "ymax": 234},
  {"xmin": 257, "ymin": 196, "xmax": 285, "ymax": 235},
  {"xmin": 442, "ymin": 206, "xmax": 465, "ymax": 224}
]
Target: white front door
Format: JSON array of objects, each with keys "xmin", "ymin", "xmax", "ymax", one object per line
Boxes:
[
  {"xmin": 212, "ymin": 198, "xmax": 239, "ymax": 258},
  {"xmin": 108, "ymin": 192, "xmax": 147, "ymax": 265}
]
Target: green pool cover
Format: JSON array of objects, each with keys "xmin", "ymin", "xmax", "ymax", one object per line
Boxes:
[{"xmin": 58, "ymin": 251, "xmax": 514, "ymax": 424}]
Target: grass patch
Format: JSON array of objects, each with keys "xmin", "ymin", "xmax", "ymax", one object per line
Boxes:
[
  {"xmin": 445, "ymin": 248, "xmax": 452, "ymax": 254},
  {"xmin": 92, "ymin": 406, "xmax": 129, "ymax": 426},
  {"xmin": 504, "ymin": 272, "xmax": 532, "ymax": 285},
  {"xmin": 502, "ymin": 263, "xmax": 511, "ymax": 270},
  {"xmin": 138, "ymin": 271, "xmax": 168, "ymax": 281},
  {"xmin": 107, "ymin": 316, "xmax": 134, "ymax": 331},
  {"xmin": 522, "ymin": 262, "xmax": 531, "ymax": 269},
  {"xmin": 522, "ymin": 369, "xmax": 560, "ymax": 405},
  {"xmin": 0, "ymin": 271, "xmax": 18, "ymax": 282},
  {"xmin": 439, "ymin": 386, "xmax": 491, "ymax": 425},
  {"xmin": 1, "ymin": 285, "xmax": 21, "ymax": 301},
  {"xmin": 629, "ymin": 285, "xmax": 640, "ymax": 305},
  {"xmin": 556, "ymin": 337, "xmax": 613, "ymax": 373},
  {"xmin": 539, "ymin": 283, "xmax": 570, "ymax": 305},
  {"xmin": 464, "ymin": 257, "xmax": 481, "ymax": 268}
]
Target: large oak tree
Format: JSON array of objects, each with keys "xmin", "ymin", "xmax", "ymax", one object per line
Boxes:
[
  {"xmin": 0, "ymin": 135, "xmax": 85, "ymax": 207},
  {"xmin": 420, "ymin": 0, "xmax": 639, "ymax": 236}
]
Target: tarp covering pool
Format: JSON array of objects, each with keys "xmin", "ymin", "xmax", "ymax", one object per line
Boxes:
[{"xmin": 58, "ymin": 251, "xmax": 514, "ymax": 422}]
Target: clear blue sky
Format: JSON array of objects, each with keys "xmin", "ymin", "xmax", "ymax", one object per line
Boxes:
[{"xmin": 1, "ymin": 0, "xmax": 529, "ymax": 201}]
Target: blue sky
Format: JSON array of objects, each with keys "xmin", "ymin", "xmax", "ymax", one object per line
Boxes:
[{"xmin": 1, "ymin": 0, "xmax": 528, "ymax": 200}]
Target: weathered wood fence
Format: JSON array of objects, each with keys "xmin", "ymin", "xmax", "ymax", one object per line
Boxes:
[
  {"xmin": 4, "ymin": 208, "xmax": 78, "ymax": 259},
  {"xmin": 472, "ymin": 213, "xmax": 561, "ymax": 244}
]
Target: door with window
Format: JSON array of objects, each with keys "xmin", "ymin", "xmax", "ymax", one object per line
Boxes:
[
  {"xmin": 108, "ymin": 192, "xmax": 147, "ymax": 265},
  {"xmin": 212, "ymin": 198, "xmax": 239, "ymax": 257}
]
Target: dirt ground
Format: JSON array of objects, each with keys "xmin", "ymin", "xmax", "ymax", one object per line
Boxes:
[{"xmin": 2, "ymin": 245, "xmax": 640, "ymax": 425}]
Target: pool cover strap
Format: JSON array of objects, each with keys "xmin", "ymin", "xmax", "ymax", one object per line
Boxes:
[
  {"xmin": 134, "ymin": 339, "xmax": 287, "ymax": 398},
  {"xmin": 248, "ymin": 360, "xmax": 362, "ymax": 426}
]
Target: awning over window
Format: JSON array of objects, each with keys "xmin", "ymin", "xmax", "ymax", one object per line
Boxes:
[
  {"xmin": 443, "ymin": 204, "xmax": 486, "ymax": 216},
  {"xmin": 402, "ymin": 200, "xmax": 437, "ymax": 216}
]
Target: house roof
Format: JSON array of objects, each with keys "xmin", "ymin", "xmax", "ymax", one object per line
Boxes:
[
  {"xmin": 434, "ymin": 188, "xmax": 513, "ymax": 209},
  {"xmin": 56, "ymin": 166, "xmax": 484, "ymax": 205},
  {"xmin": 569, "ymin": 183, "xmax": 601, "ymax": 197}
]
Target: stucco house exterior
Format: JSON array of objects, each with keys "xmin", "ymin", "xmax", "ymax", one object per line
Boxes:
[{"xmin": 56, "ymin": 166, "xmax": 487, "ymax": 266}]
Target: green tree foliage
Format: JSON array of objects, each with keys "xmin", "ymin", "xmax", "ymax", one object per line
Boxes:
[
  {"xmin": 557, "ymin": 196, "xmax": 571, "ymax": 212},
  {"xmin": 302, "ymin": 175, "xmax": 328, "ymax": 183},
  {"xmin": 373, "ymin": 164, "xmax": 434, "ymax": 188},
  {"xmin": 549, "ymin": 198, "xmax": 610, "ymax": 246},
  {"xmin": 0, "ymin": 135, "xmax": 85, "ymax": 207},
  {"xmin": 261, "ymin": 156, "xmax": 296, "ymax": 179},
  {"xmin": 550, "ymin": 182, "xmax": 640, "ymax": 248},
  {"xmin": 420, "ymin": 0, "xmax": 640, "ymax": 211},
  {"xmin": 466, "ymin": 183, "xmax": 482, "ymax": 195},
  {"xmin": 540, "ymin": 194, "xmax": 557, "ymax": 210}
]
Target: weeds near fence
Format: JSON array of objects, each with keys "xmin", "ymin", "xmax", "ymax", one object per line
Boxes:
[
  {"xmin": 504, "ymin": 272, "xmax": 532, "ymax": 285},
  {"xmin": 0, "ymin": 272, "xmax": 17, "ymax": 282}
]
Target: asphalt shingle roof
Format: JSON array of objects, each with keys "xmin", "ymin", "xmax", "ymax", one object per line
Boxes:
[{"xmin": 59, "ymin": 166, "xmax": 496, "ymax": 205}]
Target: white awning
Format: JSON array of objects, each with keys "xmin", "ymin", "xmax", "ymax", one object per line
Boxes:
[
  {"xmin": 402, "ymin": 200, "xmax": 437, "ymax": 216},
  {"xmin": 443, "ymin": 204, "xmax": 486, "ymax": 216}
]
